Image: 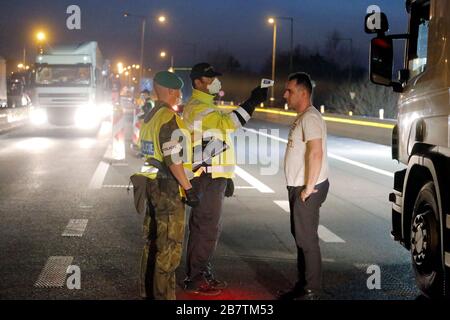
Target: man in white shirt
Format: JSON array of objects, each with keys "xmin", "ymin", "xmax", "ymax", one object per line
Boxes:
[{"xmin": 278, "ymin": 72, "xmax": 330, "ymax": 300}]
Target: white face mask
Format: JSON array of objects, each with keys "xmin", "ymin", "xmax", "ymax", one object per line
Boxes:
[{"xmin": 207, "ymin": 78, "xmax": 222, "ymax": 95}]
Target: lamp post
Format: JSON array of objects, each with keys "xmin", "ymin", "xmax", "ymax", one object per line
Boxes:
[
  {"xmin": 160, "ymin": 51, "xmax": 174, "ymax": 72},
  {"xmin": 268, "ymin": 16, "xmax": 295, "ymax": 102},
  {"xmin": 268, "ymin": 18, "xmax": 277, "ymax": 103},
  {"xmin": 123, "ymin": 13, "xmax": 167, "ymax": 86},
  {"xmin": 271, "ymin": 17, "xmax": 294, "ymax": 74}
]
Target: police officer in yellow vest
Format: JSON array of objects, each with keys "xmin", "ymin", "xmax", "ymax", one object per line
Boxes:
[
  {"xmin": 130, "ymin": 71, "xmax": 199, "ymax": 300},
  {"xmin": 182, "ymin": 63, "xmax": 268, "ymax": 295}
]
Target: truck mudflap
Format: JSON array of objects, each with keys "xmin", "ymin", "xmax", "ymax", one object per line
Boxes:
[{"xmin": 390, "ymin": 169, "xmax": 407, "ymax": 242}]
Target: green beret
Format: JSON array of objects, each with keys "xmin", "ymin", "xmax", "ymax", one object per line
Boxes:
[{"xmin": 154, "ymin": 71, "xmax": 184, "ymax": 89}]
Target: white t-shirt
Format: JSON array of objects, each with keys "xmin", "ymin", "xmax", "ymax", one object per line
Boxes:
[{"xmin": 284, "ymin": 106, "xmax": 329, "ymax": 187}]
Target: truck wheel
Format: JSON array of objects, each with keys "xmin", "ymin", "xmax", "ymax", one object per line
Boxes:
[{"xmin": 410, "ymin": 181, "xmax": 445, "ymax": 298}]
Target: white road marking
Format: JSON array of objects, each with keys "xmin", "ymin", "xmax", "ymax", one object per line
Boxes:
[
  {"xmin": 235, "ymin": 186, "xmax": 257, "ymax": 189},
  {"xmin": 273, "ymin": 200, "xmax": 346, "ymax": 243},
  {"xmin": 243, "ymin": 128, "xmax": 394, "ymax": 178},
  {"xmin": 274, "ymin": 200, "xmax": 290, "ymax": 212},
  {"xmin": 327, "ymin": 153, "xmax": 394, "ymax": 178},
  {"xmin": 34, "ymin": 256, "xmax": 73, "ymax": 288},
  {"xmin": 103, "ymin": 184, "xmax": 132, "ymax": 188},
  {"xmin": 111, "ymin": 162, "xmax": 129, "ymax": 167},
  {"xmin": 62, "ymin": 219, "xmax": 88, "ymax": 237},
  {"xmin": 318, "ymin": 225, "xmax": 346, "ymax": 243},
  {"xmin": 89, "ymin": 161, "xmax": 110, "ymax": 189},
  {"xmin": 235, "ymin": 166, "xmax": 275, "ymax": 193}
]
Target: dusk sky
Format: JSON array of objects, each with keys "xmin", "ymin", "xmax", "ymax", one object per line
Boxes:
[{"xmin": 0, "ymin": 0, "xmax": 407, "ymax": 71}]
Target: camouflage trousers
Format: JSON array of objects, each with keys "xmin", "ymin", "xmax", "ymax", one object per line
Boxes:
[{"xmin": 140, "ymin": 176, "xmax": 185, "ymax": 300}]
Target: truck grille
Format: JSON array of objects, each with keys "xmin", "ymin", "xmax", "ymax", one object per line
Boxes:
[{"xmin": 38, "ymin": 93, "xmax": 89, "ymax": 106}]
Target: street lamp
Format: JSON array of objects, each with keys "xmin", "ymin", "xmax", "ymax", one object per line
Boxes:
[
  {"xmin": 36, "ymin": 31, "xmax": 47, "ymax": 54},
  {"xmin": 268, "ymin": 16, "xmax": 295, "ymax": 102},
  {"xmin": 268, "ymin": 18, "xmax": 277, "ymax": 102},
  {"xmin": 269, "ymin": 17, "xmax": 294, "ymax": 74},
  {"xmin": 117, "ymin": 62, "xmax": 124, "ymax": 74},
  {"xmin": 123, "ymin": 12, "xmax": 167, "ymax": 85},
  {"xmin": 36, "ymin": 31, "xmax": 46, "ymax": 42},
  {"xmin": 160, "ymin": 51, "xmax": 174, "ymax": 71}
]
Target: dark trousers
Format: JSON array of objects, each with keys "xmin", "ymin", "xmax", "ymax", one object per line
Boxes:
[
  {"xmin": 186, "ymin": 173, "xmax": 227, "ymax": 283},
  {"xmin": 287, "ymin": 179, "xmax": 329, "ymax": 291}
]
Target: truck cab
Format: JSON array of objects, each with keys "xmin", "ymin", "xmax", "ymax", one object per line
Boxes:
[
  {"xmin": 366, "ymin": 0, "xmax": 450, "ymax": 297},
  {"xmin": 32, "ymin": 42, "xmax": 111, "ymax": 128}
]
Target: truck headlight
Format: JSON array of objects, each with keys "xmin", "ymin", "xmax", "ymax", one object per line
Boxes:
[
  {"xmin": 30, "ymin": 108, "xmax": 47, "ymax": 125},
  {"xmin": 75, "ymin": 105, "xmax": 100, "ymax": 129}
]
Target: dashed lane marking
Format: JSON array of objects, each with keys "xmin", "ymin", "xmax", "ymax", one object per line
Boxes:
[
  {"xmin": 273, "ymin": 200, "xmax": 346, "ymax": 243},
  {"xmin": 235, "ymin": 166, "xmax": 275, "ymax": 193},
  {"xmin": 34, "ymin": 256, "xmax": 73, "ymax": 288},
  {"xmin": 62, "ymin": 219, "xmax": 88, "ymax": 237}
]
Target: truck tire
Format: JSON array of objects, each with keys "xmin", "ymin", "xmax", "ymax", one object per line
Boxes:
[{"xmin": 410, "ymin": 181, "xmax": 445, "ymax": 298}]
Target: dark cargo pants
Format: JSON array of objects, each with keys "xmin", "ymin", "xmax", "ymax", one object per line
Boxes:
[
  {"xmin": 185, "ymin": 173, "xmax": 227, "ymax": 283},
  {"xmin": 288, "ymin": 179, "xmax": 329, "ymax": 292}
]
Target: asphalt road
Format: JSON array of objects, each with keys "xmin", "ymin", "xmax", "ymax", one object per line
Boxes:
[{"xmin": 0, "ymin": 114, "xmax": 421, "ymax": 300}]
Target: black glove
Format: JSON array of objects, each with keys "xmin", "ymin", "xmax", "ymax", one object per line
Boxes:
[
  {"xmin": 184, "ymin": 188, "xmax": 200, "ymax": 208},
  {"xmin": 225, "ymin": 178, "xmax": 234, "ymax": 197},
  {"xmin": 250, "ymin": 86, "xmax": 269, "ymax": 104},
  {"xmin": 240, "ymin": 86, "xmax": 269, "ymax": 116}
]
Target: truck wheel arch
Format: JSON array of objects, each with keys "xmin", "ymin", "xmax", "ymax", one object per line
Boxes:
[{"xmin": 402, "ymin": 154, "xmax": 446, "ymax": 265}]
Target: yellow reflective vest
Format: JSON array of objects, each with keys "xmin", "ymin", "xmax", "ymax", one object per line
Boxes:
[
  {"xmin": 138, "ymin": 101, "xmax": 191, "ymax": 180},
  {"xmin": 183, "ymin": 89, "xmax": 244, "ymax": 179}
]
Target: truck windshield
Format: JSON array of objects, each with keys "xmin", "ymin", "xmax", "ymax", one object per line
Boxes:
[{"xmin": 35, "ymin": 65, "xmax": 91, "ymax": 86}]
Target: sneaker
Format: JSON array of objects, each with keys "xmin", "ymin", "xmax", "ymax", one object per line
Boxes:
[
  {"xmin": 184, "ymin": 281, "xmax": 222, "ymax": 296},
  {"xmin": 207, "ymin": 278, "xmax": 228, "ymax": 290}
]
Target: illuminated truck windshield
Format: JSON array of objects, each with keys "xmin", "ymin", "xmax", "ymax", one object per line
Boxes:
[{"xmin": 35, "ymin": 65, "xmax": 91, "ymax": 86}]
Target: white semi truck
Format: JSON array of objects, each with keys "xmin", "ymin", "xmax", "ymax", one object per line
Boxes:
[
  {"xmin": 32, "ymin": 41, "xmax": 111, "ymax": 128},
  {"xmin": 366, "ymin": 0, "xmax": 450, "ymax": 298}
]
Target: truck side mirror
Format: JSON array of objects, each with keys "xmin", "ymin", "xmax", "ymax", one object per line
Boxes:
[
  {"xmin": 370, "ymin": 37, "xmax": 393, "ymax": 86},
  {"xmin": 365, "ymin": 12, "xmax": 389, "ymax": 34}
]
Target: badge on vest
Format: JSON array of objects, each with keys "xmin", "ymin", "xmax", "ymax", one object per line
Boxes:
[{"xmin": 141, "ymin": 140, "xmax": 155, "ymax": 156}]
